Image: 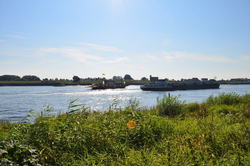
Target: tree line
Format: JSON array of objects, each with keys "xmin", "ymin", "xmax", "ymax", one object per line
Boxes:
[
  {"xmin": 0, "ymin": 74, "xmax": 149, "ymax": 82},
  {"xmin": 0, "ymin": 75, "xmax": 41, "ymax": 81}
]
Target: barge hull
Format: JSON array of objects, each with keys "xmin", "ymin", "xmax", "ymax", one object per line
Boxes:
[{"xmin": 141, "ymin": 84, "xmax": 220, "ymax": 91}]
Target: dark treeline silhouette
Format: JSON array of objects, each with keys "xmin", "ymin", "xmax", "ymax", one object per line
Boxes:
[
  {"xmin": 141, "ymin": 77, "xmax": 148, "ymax": 81},
  {"xmin": 0, "ymin": 75, "xmax": 21, "ymax": 81},
  {"xmin": 72, "ymin": 76, "xmax": 80, "ymax": 82},
  {"xmin": 22, "ymin": 75, "xmax": 40, "ymax": 81},
  {"xmin": 0, "ymin": 74, "xmax": 148, "ymax": 86},
  {"xmin": 1, "ymin": 74, "xmax": 249, "ymax": 86},
  {"xmin": 0, "ymin": 74, "xmax": 144, "ymax": 82},
  {"xmin": 0, "ymin": 75, "xmax": 40, "ymax": 81},
  {"xmin": 124, "ymin": 74, "xmax": 133, "ymax": 80}
]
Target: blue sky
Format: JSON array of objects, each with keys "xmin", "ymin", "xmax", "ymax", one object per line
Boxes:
[{"xmin": 0, "ymin": 0, "xmax": 250, "ymax": 80}]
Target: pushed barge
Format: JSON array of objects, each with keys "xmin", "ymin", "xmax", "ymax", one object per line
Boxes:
[
  {"xmin": 92, "ymin": 80, "xmax": 126, "ymax": 90},
  {"xmin": 140, "ymin": 76, "xmax": 220, "ymax": 91}
]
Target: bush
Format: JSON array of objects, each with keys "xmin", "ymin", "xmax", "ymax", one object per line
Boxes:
[
  {"xmin": 243, "ymin": 103, "xmax": 250, "ymax": 118},
  {"xmin": 210, "ymin": 105, "xmax": 239, "ymax": 116},
  {"xmin": 184, "ymin": 103, "xmax": 200, "ymax": 113},
  {"xmin": 126, "ymin": 116, "xmax": 173, "ymax": 149},
  {"xmin": 0, "ymin": 141, "xmax": 40, "ymax": 166},
  {"xmin": 157, "ymin": 96, "xmax": 183, "ymax": 116},
  {"xmin": 206, "ymin": 93, "xmax": 241, "ymax": 105},
  {"xmin": 241, "ymin": 94, "xmax": 250, "ymax": 104}
]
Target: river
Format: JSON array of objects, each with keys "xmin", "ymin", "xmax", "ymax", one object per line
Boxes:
[{"xmin": 0, "ymin": 84, "xmax": 250, "ymax": 122}]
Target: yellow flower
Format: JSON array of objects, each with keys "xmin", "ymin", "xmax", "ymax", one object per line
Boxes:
[{"xmin": 127, "ymin": 120, "xmax": 137, "ymax": 129}]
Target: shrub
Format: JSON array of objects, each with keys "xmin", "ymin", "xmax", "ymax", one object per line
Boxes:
[
  {"xmin": 126, "ymin": 116, "xmax": 173, "ymax": 149},
  {"xmin": 243, "ymin": 103, "xmax": 250, "ymax": 118},
  {"xmin": 210, "ymin": 105, "xmax": 239, "ymax": 116},
  {"xmin": 0, "ymin": 141, "xmax": 40, "ymax": 166},
  {"xmin": 206, "ymin": 93, "xmax": 241, "ymax": 106},
  {"xmin": 241, "ymin": 94, "xmax": 250, "ymax": 104},
  {"xmin": 197, "ymin": 104, "xmax": 209, "ymax": 118},
  {"xmin": 157, "ymin": 96, "xmax": 183, "ymax": 116},
  {"xmin": 184, "ymin": 103, "xmax": 200, "ymax": 113}
]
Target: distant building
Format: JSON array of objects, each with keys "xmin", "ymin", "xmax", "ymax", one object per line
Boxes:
[{"xmin": 150, "ymin": 75, "xmax": 159, "ymax": 82}]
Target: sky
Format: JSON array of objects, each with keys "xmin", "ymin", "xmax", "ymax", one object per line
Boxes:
[{"xmin": 0, "ymin": 0, "xmax": 250, "ymax": 80}]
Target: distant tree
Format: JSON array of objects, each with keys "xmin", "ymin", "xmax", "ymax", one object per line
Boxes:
[
  {"xmin": 113, "ymin": 76, "xmax": 123, "ymax": 80},
  {"xmin": 0, "ymin": 75, "xmax": 21, "ymax": 81},
  {"xmin": 73, "ymin": 76, "xmax": 80, "ymax": 82},
  {"xmin": 22, "ymin": 75, "xmax": 41, "ymax": 81},
  {"xmin": 141, "ymin": 77, "xmax": 148, "ymax": 81},
  {"xmin": 124, "ymin": 74, "xmax": 133, "ymax": 80}
]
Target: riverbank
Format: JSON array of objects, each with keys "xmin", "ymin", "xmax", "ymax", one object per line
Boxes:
[
  {"xmin": 1, "ymin": 80, "xmax": 250, "ymax": 87},
  {"xmin": 0, "ymin": 93, "xmax": 249, "ymax": 165},
  {"xmin": 0, "ymin": 80, "xmax": 147, "ymax": 86},
  {"xmin": 0, "ymin": 81, "xmax": 93, "ymax": 86}
]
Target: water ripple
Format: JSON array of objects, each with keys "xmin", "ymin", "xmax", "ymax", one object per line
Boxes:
[{"xmin": 1, "ymin": 85, "xmax": 250, "ymax": 121}]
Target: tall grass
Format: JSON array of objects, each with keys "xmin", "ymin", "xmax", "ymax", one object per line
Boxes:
[
  {"xmin": 157, "ymin": 95, "xmax": 183, "ymax": 116},
  {"xmin": 206, "ymin": 93, "xmax": 242, "ymax": 105},
  {"xmin": 0, "ymin": 93, "xmax": 250, "ymax": 165}
]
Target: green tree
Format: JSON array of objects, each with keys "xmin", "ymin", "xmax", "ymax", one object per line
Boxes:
[
  {"xmin": 141, "ymin": 77, "xmax": 148, "ymax": 81},
  {"xmin": 73, "ymin": 76, "xmax": 80, "ymax": 82},
  {"xmin": 22, "ymin": 75, "xmax": 41, "ymax": 81},
  {"xmin": 124, "ymin": 74, "xmax": 133, "ymax": 80},
  {"xmin": 0, "ymin": 75, "xmax": 21, "ymax": 81}
]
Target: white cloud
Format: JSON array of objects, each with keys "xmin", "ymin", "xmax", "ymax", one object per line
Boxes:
[
  {"xmin": 40, "ymin": 47, "xmax": 101, "ymax": 62},
  {"xmin": 144, "ymin": 53, "xmax": 158, "ymax": 61},
  {"xmin": 102, "ymin": 57, "xmax": 128, "ymax": 64},
  {"xmin": 240, "ymin": 56, "xmax": 250, "ymax": 61},
  {"xmin": 39, "ymin": 47, "xmax": 127, "ymax": 64},
  {"xmin": 0, "ymin": 39, "xmax": 5, "ymax": 43},
  {"xmin": 162, "ymin": 51, "xmax": 234, "ymax": 63},
  {"xmin": 78, "ymin": 42, "xmax": 122, "ymax": 52}
]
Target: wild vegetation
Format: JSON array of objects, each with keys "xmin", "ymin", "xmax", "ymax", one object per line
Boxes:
[{"xmin": 0, "ymin": 93, "xmax": 249, "ymax": 165}]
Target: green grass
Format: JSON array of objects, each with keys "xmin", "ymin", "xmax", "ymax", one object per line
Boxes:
[{"xmin": 0, "ymin": 93, "xmax": 250, "ymax": 165}]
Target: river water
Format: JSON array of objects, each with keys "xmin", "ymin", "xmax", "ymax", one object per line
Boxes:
[{"xmin": 0, "ymin": 84, "xmax": 250, "ymax": 122}]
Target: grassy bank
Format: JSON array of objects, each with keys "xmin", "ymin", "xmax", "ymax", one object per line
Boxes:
[
  {"xmin": 0, "ymin": 93, "xmax": 250, "ymax": 165},
  {"xmin": 0, "ymin": 81, "xmax": 94, "ymax": 86}
]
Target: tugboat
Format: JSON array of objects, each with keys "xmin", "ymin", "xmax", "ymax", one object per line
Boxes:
[
  {"xmin": 140, "ymin": 76, "xmax": 220, "ymax": 91},
  {"xmin": 91, "ymin": 80, "xmax": 126, "ymax": 90}
]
